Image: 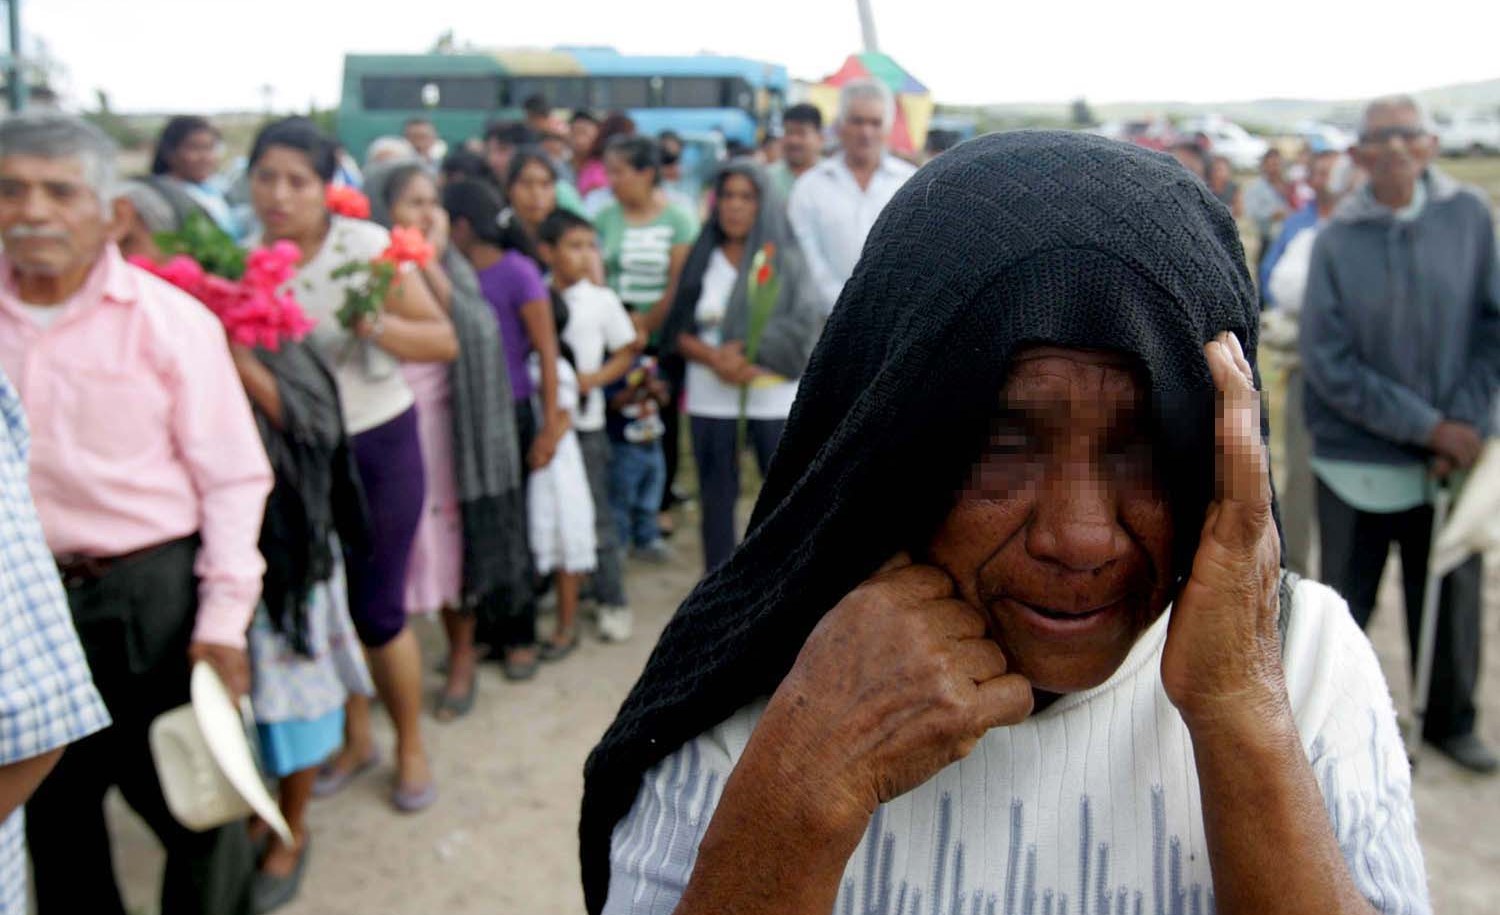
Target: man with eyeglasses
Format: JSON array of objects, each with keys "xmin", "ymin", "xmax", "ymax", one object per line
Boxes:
[{"xmin": 1301, "ymin": 94, "xmax": 1500, "ymax": 774}]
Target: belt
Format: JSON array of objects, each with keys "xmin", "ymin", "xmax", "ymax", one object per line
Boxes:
[{"xmin": 55, "ymin": 538, "xmax": 188, "ymax": 590}]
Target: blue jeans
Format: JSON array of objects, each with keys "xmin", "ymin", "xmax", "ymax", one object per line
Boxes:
[{"xmin": 608, "ymin": 439, "xmax": 666, "ymax": 548}]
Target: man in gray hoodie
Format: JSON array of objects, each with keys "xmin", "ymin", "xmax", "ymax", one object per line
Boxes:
[{"xmin": 1302, "ymin": 94, "xmax": 1500, "ymax": 774}]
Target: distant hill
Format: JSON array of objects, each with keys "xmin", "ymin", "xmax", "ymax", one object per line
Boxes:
[{"xmin": 949, "ymin": 77, "xmax": 1500, "ymax": 133}]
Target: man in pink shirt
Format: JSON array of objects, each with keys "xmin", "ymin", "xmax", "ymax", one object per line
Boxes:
[{"xmin": 0, "ymin": 112, "xmax": 271, "ymax": 915}]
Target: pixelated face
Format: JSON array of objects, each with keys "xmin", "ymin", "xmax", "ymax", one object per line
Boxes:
[
  {"xmin": 1354, "ymin": 104, "xmax": 1433, "ymax": 201},
  {"xmin": 546, "ymin": 225, "xmax": 597, "ymax": 286},
  {"xmin": 781, "ymin": 120, "xmax": 823, "ymax": 169},
  {"xmin": 509, "ymin": 160, "xmax": 557, "ymax": 230},
  {"xmin": 170, "ymin": 128, "xmax": 221, "ymax": 184},
  {"xmin": 388, "ymin": 171, "xmax": 440, "ymax": 237},
  {"xmin": 404, "ymin": 121, "xmax": 437, "ymax": 155},
  {"xmin": 0, "ymin": 154, "xmax": 115, "ymax": 281},
  {"xmin": 250, "ymin": 145, "xmax": 326, "ymax": 243},
  {"xmin": 716, "ymin": 173, "xmax": 758, "ymax": 242},
  {"xmin": 839, "ymin": 97, "xmax": 888, "ymax": 164},
  {"xmin": 925, "ymin": 346, "xmax": 1175, "ymax": 695}
]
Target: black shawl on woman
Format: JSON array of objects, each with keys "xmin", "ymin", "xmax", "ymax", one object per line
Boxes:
[
  {"xmin": 580, "ymin": 131, "xmax": 1270, "ymax": 912},
  {"xmin": 659, "ymin": 159, "xmax": 822, "ymax": 381},
  {"xmin": 254, "ymin": 342, "xmax": 368, "ymax": 653}
]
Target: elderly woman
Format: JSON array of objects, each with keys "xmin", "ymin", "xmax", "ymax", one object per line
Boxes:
[{"xmin": 581, "ymin": 133, "xmax": 1427, "ymax": 915}]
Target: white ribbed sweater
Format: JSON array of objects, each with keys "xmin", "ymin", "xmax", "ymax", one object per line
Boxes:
[{"xmin": 603, "ymin": 580, "xmax": 1429, "ymax": 915}]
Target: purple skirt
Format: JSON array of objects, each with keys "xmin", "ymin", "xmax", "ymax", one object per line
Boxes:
[{"xmin": 347, "ymin": 406, "xmax": 426, "ymax": 648}]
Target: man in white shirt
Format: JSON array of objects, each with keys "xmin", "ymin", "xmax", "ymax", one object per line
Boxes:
[{"xmin": 787, "ymin": 80, "xmax": 917, "ymax": 317}]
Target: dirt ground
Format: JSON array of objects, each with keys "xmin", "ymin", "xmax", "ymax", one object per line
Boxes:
[{"xmin": 101, "ymin": 505, "xmax": 1500, "ymax": 915}]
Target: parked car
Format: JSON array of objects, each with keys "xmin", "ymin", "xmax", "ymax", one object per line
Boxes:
[
  {"xmin": 1293, "ymin": 120, "xmax": 1356, "ymax": 153},
  {"xmin": 1180, "ymin": 116, "xmax": 1270, "ymax": 170},
  {"xmin": 1435, "ymin": 111, "xmax": 1500, "ymax": 156}
]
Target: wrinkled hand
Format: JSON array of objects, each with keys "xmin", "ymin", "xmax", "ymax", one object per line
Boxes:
[
  {"xmin": 188, "ymin": 641, "xmax": 250, "ymax": 700},
  {"xmin": 752, "ymin": 554, "xmax": 1033, "ymax": 831},
  {"xmin": 1161, "ymin": 332, "xmax": 1284, "ymax": 731},
  {"xmin": 1428, "ymin": 420, "xmax": 1482, "ymax": 472}
]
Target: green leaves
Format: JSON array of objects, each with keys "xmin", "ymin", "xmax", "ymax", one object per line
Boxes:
[{"xmin": 153, "ymin": 212, "xmax": 246, "ymax": 280}]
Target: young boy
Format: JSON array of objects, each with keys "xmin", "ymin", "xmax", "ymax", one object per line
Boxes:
[
  {"xmin": 537, "ymin": 210, "xmax": 641, "ymax": 643},
  {"xmin": 604, "ymin": 356, "xmax": 673, "ymax": 563}
]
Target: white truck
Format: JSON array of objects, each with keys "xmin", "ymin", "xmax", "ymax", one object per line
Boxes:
[{"xmin": 1435, "ymin": 111, "xmax": 1500, "ymax": 156}]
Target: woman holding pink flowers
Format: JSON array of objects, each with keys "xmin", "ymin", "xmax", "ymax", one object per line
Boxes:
[{"xmin": 247, "ymin": 118, "xmax": 456, "ymax": 817}]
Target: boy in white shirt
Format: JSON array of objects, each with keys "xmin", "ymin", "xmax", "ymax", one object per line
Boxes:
[{"xmin": 537, "ymin": 210, "xmax": 642, "ymax": 643}]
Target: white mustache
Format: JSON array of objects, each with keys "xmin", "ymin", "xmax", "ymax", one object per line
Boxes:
[{"xmin": 4, "ymin": 225, "xmax": 69, "ymax": 241}]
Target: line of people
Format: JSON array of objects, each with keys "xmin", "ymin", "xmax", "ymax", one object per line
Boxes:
[{"xmin": 0, "ymin": 75, "xmax": 926, "ymax": 915}]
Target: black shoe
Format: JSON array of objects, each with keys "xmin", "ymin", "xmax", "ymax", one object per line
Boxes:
[
  {"xmin": 1430, "ymin": 733, "xmax": 1499, "ymax": 774},
  {"xmin": 252, "ymin": 835, "xmax": 310, "ymax": 914}
]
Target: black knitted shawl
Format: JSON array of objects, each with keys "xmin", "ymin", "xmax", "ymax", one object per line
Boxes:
[{"xmin": 579, "ymin": 130, "xmax": 1264, "ymax": 913}]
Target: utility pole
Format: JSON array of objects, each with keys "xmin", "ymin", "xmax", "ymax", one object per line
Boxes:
[
  {"xmin": 856, "ymin": 0, "xmax": 880, "ymax": 53},
  {"xmin": 4, "ymin": 0, "xmax": 25, "ymax": 112}
]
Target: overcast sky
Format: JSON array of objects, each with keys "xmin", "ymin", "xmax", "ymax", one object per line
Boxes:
[{"xmin": 28, "ymin": 0, "xmax": 1500, "ymax": 112}]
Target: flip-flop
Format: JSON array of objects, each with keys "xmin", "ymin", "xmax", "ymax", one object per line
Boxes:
[
  {"xmin": 392, "ymin": 780, "xmax": 438, "ymax": 813},
  {"xmin": 433, "ymin": 675, "xmax": 477, "ymax": 722},
  {"xmin": 312, "ymin": 750, "xmax": 381, "ymax": 799},
  {"xmin": 539, "ymin": 630, "xmax": 579, "ymax": 663}
]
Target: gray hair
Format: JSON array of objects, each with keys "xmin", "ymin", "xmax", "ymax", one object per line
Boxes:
[
  {"xmin": 365, "ymin": 135, "xmax": 417, "ymax": 167},
  {"xmin": 1359, "ymin": 94, "xmax": 1435, "ymax": 136},
  {"xmin": 836, "ymin": 79, "xmax": 896, "ymax": 129},
  {"xmin": 0, "ymin": 111, "xmax": 119, "ymax": 206},
  {"xmin": 119, "ymin": 180, "xmax": 177, "ymax": 234}
]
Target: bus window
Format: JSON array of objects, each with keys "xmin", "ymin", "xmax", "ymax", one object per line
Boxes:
[
  {"xmin": 662, "ymin": 78, "xmax": 725, "ymax": 109},
  {"xmin": 501, "ymin": 77, "xmax": 589, "ymax": 111},
  {"xmin": 590, "ymin": 77, "xmax": 651, "ymax": 111},
  {"xmin": 361, "ymin": 75, "xmax": 499, "ymax": 110}
]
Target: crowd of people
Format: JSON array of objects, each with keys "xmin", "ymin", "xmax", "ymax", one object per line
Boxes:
[{"xmin": 0, "ymin": 80, "xmax": 1493, "ymax": 915}]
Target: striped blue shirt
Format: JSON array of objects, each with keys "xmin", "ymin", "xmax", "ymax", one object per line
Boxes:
[{"xmin": 0, "ymin": 369, "xmax": 109, "ymax": 915}]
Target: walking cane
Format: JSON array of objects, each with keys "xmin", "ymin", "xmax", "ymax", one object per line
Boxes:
[{"xmin": 1404, "ymin": 476, "xmax": 1452, "ymax": 769}]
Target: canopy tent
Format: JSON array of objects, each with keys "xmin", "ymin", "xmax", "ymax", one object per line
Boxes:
[{"xmin": 804, "ymin": 52, "xmax": 934, "ymax": 155}]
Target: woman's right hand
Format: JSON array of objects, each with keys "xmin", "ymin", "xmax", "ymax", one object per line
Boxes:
[
  {"xmin": 746, "ymin": 554, "xmax": 1034, "ymax": 836},
  {"xmin": 528, "ymin": 412, "xmax": 568, "ymax": 470}
]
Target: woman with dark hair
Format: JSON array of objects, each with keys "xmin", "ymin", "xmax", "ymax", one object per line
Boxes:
[
  {"xmin": 364, "ymin": 160, "xmax": 530, "ymax": 719},
  {"xmin": 576, "ymin": 111, "xmax": 636, "ymax": 198},
  {"xmin": 247, "ymin": 117, "xmax": 455, "ymax": 813},
  {"xmin": 581, "ymin": 133, "xmax": 1428, "ymax": 915},
  {"xmin": 506, "ymin": 146, "xmax": 590, "ymax": 232},
  {"xmin": 596, "ymin": 135, "xmax": 697, "ymax": 538},
  {"xmin": 660, "ymin": 161, "xmax": 820, "ymax": 573},
  {"xmin": 148, "ymin": 114, "xmax": 238, "ymax": 236},
  {"xmin": 443, "ymin": 177, "xmax": 563, "ymax": 680}
]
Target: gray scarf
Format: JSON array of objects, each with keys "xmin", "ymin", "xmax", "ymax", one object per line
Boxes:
[
  {"xmin": 660, "ymin": 160, "xmax": 821, "ymax": 380},
  {"xmin": 366, "ymin": 158, "xmax": 528, "ymax": 607}
]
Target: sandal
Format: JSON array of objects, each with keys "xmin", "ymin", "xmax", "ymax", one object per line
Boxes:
[
  {"xmin": 539, "ymin": 629, "xmax": 579, "ymax": 662},
  {"xmin": 502, "ymin": 646, "xmax": 540, "ymax": 682},
  {"xmin": 311, "ymin": 749, "xmax": 381, "ymax": 798},
  {"xmin": 433, "ymin": 673, "xmax": 477, "ymax": 722},
  {"xmin": 251, "ymin": 833, "xmax": 310, "ymax": 914}
]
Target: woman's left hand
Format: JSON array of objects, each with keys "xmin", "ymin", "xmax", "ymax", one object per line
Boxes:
[{"xmin": 1161, "ymin": 331, "xmax": 1284, "ymax": 732}]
